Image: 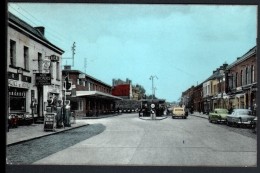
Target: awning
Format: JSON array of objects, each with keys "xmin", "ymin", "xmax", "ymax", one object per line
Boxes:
[{"xmin": 76, "ymin": 91, "xmax": 123, "ymax": 100}]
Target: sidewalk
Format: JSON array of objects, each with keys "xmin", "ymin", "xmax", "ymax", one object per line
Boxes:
[
  {"xmin": 6, "ymin": 120, "xmax": 88, "ymax": 146},
  {"xmin": 80, "ymin": 113, "xmax": 121, "ymax": 119},
  {"xmin": 191, "ymin": 112, "xmax": 208, "ymax": 119}
]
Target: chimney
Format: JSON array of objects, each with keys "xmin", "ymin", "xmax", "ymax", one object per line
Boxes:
[
  {"xmin": 64, "ymin": 65, "xmax": 71, "ymax": 70},
  {"xmin": 35, "ymin": 26, "xmax": 45, "ymax": 36}
]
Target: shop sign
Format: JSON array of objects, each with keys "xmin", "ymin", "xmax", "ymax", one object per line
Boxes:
[
  {"xmin": 9, "ymin": 90, "xmax": 26, "ymax": 97},
  {"xmin": 41, "ymin": 59, "xmax": 50, "ymax": 73},
  {"xmin": 8, "ymin": 79, "xmax": 30, "ymax": 89},
  {"xmin": 49, "ymin": 55, "xmax": 59, "ymax": 62},
  {"xmin": 35, "ymin": 73, "xmax": 51, "ymax": 85}
]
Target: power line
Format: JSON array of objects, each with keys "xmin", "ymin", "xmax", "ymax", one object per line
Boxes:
[{"xmin": 9, "ymin": 4, "xmax": 71, "ymax": 42}]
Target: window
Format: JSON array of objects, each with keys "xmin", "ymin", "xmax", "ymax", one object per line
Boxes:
[
  {"xmin": 245, "ymin": 67, "xmax": 249, "ymax": 85},
  {"xmin": 50, "ymin": 62, "xmax": 53, "ymax": 78},
  {"xmin": 10, "ymin": 40, "xmax": 16, "ymax": 66},
  {"xmin": 56, "ymin": 62, "xmax": 60, "ymax": 80},
  {"xmin": 24, "ymin": 46, "xmax": 29, "ymax": 70},
  {"xmin": 252, "ymin": 65, "xmax": 255, "ymax": 83},
  {"xmin": 240, "ymin": 70, "xmax": 243, "ymax": 86},
  {"xmin": 236, "ymin": 73, "xmax": 238, "ymax": 87},
  {"xmin": 38, "ymin": 53, "xmax": 42, "ymax": 73}
]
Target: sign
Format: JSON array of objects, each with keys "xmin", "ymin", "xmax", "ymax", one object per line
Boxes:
[
  {"xmin": 35, "ymin": 73, "xmax": 51, "ymax": 85},
  {"xmin": 65, "ymin": 91, "xmax": 72, "ymax": 96},
  {"xmin": 50, "ymin": 55, "xmax": 59, "ymax": 62},
  {"xmin": 8, "ymin": 79, "xmax": 30, "ymax": 89},
  {"xmin": 151, "ymin": 103, "xmax": 155, "ymax": 108},
  {"xmin": 41, "ymin": 59, "xmax": 50, "ymax": 73}
]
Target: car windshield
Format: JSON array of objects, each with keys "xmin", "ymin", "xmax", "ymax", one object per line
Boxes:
[
  {"xmin": 175, "ymin": 109, "xmax": 184, "ymax": 111},
  {"xmin": 237, "ymin": 110, "xmax": 252, "ymax": 115},
  {"xmin": 216, "ymin": 109, "xmax": 228, "ymax": 114}
]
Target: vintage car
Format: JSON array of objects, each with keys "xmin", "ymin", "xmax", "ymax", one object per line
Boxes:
[
  {"xmin": 172, "ymin": 107, "xmax": 187, "ymax": 119},
  {"xmin": 226, "ymin": 109, "xmax": 255, "ymax": 127},
  {"xmin": 208, "ymin": 108, "xmax": 229, "ymax": 123}
]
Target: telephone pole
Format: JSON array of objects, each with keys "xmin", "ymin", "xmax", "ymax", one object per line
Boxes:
[{"xmin": 149, "ymin": 75, "xmax": 158, "ymax": 100}]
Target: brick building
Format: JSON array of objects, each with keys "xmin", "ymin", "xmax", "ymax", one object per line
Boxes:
[
  {"xmin": 62, "ymin": 65, "xmax": 122, "ymax": 117},
  {"xmin": 226, "ymin": 46, "xmax": 257, "ymax": 110}
]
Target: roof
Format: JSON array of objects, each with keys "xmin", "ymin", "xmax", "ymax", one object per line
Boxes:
[
  {"xmin": 8, "ymin": 12, "xmax": 64, "ymax": 54},
  {"xmin": 226, "ymin": 46, "xmax": 257, "ymax": 70},
  {"xmin": 62, "ymin": 69, "xmax": 112, "ymax": 87},
  {"xmin": 76, "ymin": 91, "xmax": 123, "ymax": 100}
]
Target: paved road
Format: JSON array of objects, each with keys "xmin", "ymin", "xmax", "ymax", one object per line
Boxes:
[{"xmin": 33, "ymin": 113, "xmax": 257, "ymax": 166}]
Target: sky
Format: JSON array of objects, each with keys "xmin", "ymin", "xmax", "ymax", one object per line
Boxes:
[{"xmin": 8, "ymin": 3, "xmax": 257, "ymax": 102}]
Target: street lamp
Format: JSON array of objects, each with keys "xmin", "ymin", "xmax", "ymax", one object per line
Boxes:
[{"xmin": 149, "ymin": 75, "xmax": 158, "ymax": 100}]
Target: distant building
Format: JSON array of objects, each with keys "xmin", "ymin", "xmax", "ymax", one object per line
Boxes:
[{"xmin": 62, "ymin": 65, "xmax": 122, "ymax": 117}]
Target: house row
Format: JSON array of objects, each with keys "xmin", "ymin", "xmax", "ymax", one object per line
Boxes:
[{"xmin": 181, "ymin": 46, "xmax": 257, "ymax": 113}]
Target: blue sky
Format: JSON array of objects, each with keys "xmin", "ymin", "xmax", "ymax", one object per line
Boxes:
[{"xmin": 8, "ymin": 3, "xmax": 257, "ymax": 102}]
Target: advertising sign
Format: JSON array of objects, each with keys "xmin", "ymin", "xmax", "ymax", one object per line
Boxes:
[{"xmin": 35, "ymin": 73, "xmax": 51, "ymax": 85}]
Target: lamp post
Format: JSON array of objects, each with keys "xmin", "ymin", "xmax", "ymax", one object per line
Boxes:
[{"xmin": 149, "ymin": 75, "xmax": 158, "ymax": 100}]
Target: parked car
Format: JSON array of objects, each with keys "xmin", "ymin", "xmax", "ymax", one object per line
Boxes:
[
  {"xmin": 226, "ymin": 109, "xmax": 255, "ymax": 127},
  {"xmin": 208, "ymin": 108, "xmax": 229, "ymax": 123},
  {"xmin": 172, "ymin": 107, "xmax": 187, "ymax": 119}
]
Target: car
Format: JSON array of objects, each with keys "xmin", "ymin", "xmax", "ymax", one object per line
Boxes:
[
  {"xmin": 208, "ymin": 108, "xmax": 229, "ymax": 123},
  {"xmin": 226, "ymin": 109, "xmax": 255, "ymax": 127},
  {"xmin": 172, "ymin": 107, "xmax": 187, "ymax": 119}
]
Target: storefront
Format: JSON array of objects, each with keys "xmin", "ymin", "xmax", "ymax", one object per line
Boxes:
[{"xmin": 9, "ymin": 87, "xmax": 28, "ymax": 113}]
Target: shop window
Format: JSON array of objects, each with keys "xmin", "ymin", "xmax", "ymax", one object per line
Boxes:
[
  {"xmin": 10, "ymin": 40, "xmax": 16, "ymax": 66},
  {"xmin": 10, "ymin": 97, "xmax": 26, "ymax": 112},
  {"xmin": 50, "ymin": 62, "xmax": 53, "ymax": 78}
]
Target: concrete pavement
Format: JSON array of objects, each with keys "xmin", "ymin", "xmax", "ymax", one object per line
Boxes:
[{"xmin": 6, "ymin": 120, "xmax": 88, "ymax": 146}]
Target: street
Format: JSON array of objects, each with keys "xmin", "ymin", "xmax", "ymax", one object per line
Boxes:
[{"xmin": 19, "ymin": 113, "xmax": 255, "ymax": 166}]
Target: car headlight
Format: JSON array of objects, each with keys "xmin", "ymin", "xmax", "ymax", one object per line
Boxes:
[{"xmin": 25, "ymin": 114, "xmax": 32, "ymax": 118}]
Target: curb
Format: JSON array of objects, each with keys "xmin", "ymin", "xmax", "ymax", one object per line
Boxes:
[
  {"xmin": 191, "ymin": 114, "xmax": 208, "ymax": 119},
  {"xmin": 7, "ymin": 124, "xmax": 89, "ymax": 147},
  {"xmin": 80, "ymin": 114, "xmax": 121, "ymax": 119},
  {"xmin": 139, "ymin": 116, "xmax": 168, "ymax": 121}
]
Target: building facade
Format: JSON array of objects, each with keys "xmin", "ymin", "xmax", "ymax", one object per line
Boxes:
[
  {"xmin": 226, "ymin": 46, "xmax": 257, "ymax": 110},
  {"xmin": 181, "ymin": 46, "xmax": 257, "ymax": 113},
  {"xmin": 7, "ymin": 12, "xmax": 64, "ymax": 121},
  {"xmin": 62, "ymin": 65, "xmax": 122, "ymax": 117}
]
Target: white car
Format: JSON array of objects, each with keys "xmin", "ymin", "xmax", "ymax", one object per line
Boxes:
[{"xmin": 226, "ymin": 109, "xmax": 255, "ymax": 127}]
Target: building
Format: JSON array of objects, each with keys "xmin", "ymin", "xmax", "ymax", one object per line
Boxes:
[
  {"xmin": 202, "ymin": 63, "xmax": 228, "ymax": 113},
  {"xmin": 7, "ymin": 12, "xmax": 64, "ymax": 122},
  {"xmin": 193, "ymin": 83, "xmax": 203, "ymax": 113},
  {"xmin": 225, "ymin": 46, "xmax": 257, "ymax": 110},
  {"xmin": 62, "ymin": 65, "xmax": 122, "ymax": 117}
]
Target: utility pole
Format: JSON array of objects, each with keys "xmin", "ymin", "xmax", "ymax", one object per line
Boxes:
[
  {"xmin": 149, "ymin": 75, "xmax": 158, "ymax": 100},
  {"xmin": 72, "ymin": 42, "xmax": 76, "ymax": 67}
]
